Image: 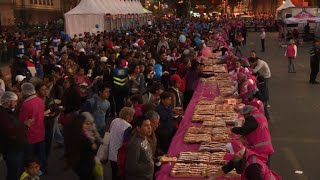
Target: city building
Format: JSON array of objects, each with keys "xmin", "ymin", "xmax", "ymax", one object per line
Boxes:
[{"xmin": 0, "ymin": 0, "xmax": 64, "ymax": 26}]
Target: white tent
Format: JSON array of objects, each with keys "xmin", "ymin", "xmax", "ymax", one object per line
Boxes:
[
  {"xmin": 276, "ymin": 0, "xmax": 295, "ymax": 11},
  {"xmin": 276, "ymin": 0, "xmax": 295, "ymax": 19},
  {"xmin": 65, "ymin": 0, "xmax": 152, "ymax": 36}
]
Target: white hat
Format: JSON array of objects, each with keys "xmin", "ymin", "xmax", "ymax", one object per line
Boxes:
[
  {"xmin": 113, "ymin": 46, "xmax": 121, "ymax": 49},
  {"xmin": 79, "ymin": 48, "xmax": 85, "ymax": 53},
  {"xmin": 100, "ymin": 57, "xmax": 108, "ymax": 63},
  {"xmin": 16, "ymin": 75, "xmax": 26, "ymax": 83},
  {"xmin": 133, "ymin": 43, "xmax": 139, "ymax": 47}
]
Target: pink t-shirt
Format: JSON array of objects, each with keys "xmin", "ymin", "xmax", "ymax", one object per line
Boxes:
[{"xmin": 19, "ymin": 96, "xmax": 45, "ymax": 144}]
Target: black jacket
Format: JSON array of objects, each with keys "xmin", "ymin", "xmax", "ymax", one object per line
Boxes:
[{"xmin": 0, "ymin": 107, "xmax": 26, "ymax": 153}]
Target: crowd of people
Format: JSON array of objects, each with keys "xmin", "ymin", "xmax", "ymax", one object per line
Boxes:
[{"xmin": 0, "ymin": 16, "xmax": 282, "ymax": 180}]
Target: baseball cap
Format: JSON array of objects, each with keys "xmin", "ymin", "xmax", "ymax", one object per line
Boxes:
[
  {"xmin": 16, "ymin": 75, "xmax": 26, "ymax": 83},
  {"xmin": 170, "ymin": 74, "xmax": 182, "ymax": 83},
  {"xmin": 79, "ymin": 48, "xmax": 85, "ymax": 53}
]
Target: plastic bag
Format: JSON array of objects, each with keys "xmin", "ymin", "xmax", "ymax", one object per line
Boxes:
[{"xmin": 94, "ymin": 157, "xmax": 104, "ymax": 179}]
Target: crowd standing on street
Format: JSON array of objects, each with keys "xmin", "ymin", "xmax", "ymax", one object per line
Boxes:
[{"xmin": 0, "ymin": 15, "xmax": 286, "ymax": 180}]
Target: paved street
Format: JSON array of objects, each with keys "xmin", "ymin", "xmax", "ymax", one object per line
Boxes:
[
  {"xmin": 1, "ymin": 32, "xmax": 319, "ymax": 180},
  {"xmin": 242, "ymin": 32, "xmax": 320, "ymax": 180}
]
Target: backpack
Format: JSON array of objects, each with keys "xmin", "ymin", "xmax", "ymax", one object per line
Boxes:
[
  {"xmin": 117, "ymin": 128, "xmax": 133, "ymax": 180},
  {"xmin": 117, "ymin": 142, "xmax": 129, "ymax": 180}
]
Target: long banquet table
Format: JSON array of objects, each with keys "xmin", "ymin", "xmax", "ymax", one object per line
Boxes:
[{"xmin": 156, "ymin": 80, "xmax": 239, "ymax": 180}]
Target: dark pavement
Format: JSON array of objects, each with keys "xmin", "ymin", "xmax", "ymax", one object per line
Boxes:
[
  {"xmin": 242, "ymin": 32, "xmax": 320, "ymax": 180},
  {"xmin": 1, "ymin": 32, "xmax": 319, "ymax": 180}
]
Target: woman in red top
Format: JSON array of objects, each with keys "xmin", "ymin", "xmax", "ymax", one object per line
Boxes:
[{"xmin": 285, "ymin": 39, "xmax": 297, "ymax": 73}]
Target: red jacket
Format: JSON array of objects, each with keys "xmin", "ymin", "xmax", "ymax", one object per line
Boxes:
[
  {"xmin": 19, "ymin": 95, "xmax": 45, "ymax": 144},
  {"xmin": 286, "ymin": 44, "xmax": 296, "ymax": 58}
]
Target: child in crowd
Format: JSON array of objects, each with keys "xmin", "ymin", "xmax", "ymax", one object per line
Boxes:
[
  {"xmin": 20, "ymin": 158, "xmax": 42, "ymax": 180},
  {"xmin": 81, "ymin": 112, "xmax": 103, "ymax": 146}
]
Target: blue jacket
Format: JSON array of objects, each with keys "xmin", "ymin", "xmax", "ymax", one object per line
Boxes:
[{"xmin": 83, "ymin": 95, "xmax": 110, "ymax": 131}]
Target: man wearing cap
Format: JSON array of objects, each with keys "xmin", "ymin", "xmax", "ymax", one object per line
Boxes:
[
  {"xmin": 77, "ymin": 48, "xmax": 88, "ymax": 68},
  {"xmin": 15, "ymin": 75, "xmax": 27, "ymax": 85},
  {"xmin": 19, "ymin": 83, "xmax": 46, "ymax": 170},
  {"xmin": 232, "ymin": 105, "xmax": 274, "ymax": 165},
  {"xmin": 0, "ymin": 91, "xmax": 26, "ymax": 180},
  {"xmin": 208, "ymin": 140, "xmax": 282, "ymax": 180},
  {"xmin": 309, "ymin": 39, "xmax": 320, "ymax": 84}
]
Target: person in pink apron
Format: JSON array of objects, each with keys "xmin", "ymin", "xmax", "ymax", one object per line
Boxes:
[
  {"xmin": 237, "ymin": 73, "xmax": 256, "ymax": 100},
  {"xmin": 208, "ymin": 140, "xmax": 282, "ymax": 180},
  {"xmin": 243, "ymin": 84, "xmax": 265, "ymax": 115},
  {"xmin": 232, "ymin": 105, "xmax": 274, "ymax": 165}
]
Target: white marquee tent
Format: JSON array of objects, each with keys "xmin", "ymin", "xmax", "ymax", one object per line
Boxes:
[
  {"xmin": 276, "ymin": 0, "xmax": 295, "ymax": 19},
  {"xmin": 276, "ymin": 0, "xmax": 295, "ymax": 11},
  {"xmin": 65, "ymin": 0, "xmax": 152, "ymax": 36}
]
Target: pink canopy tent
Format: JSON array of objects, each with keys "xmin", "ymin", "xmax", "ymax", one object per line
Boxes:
[{"xmin": 284, "ymin": 10, "xmax": 320, "ymax": 24}]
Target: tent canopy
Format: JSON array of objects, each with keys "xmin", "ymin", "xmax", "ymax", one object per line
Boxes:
[
  {"xmin": 294, "ymin": 10, "xmax": 315, "ymax": 18},
  {"xmin": 276, "ymin": 0, "xmax": 295, "ymax": 11},
  {"xmin": 65, "ymin": 0, "xmax": 108, "ymax": 15},
  {"xmin": 65, "ymin": 0, "xmax": 151, "ymax": 15},
  {"xmin": 65, "ymin": 0, "xmax": 151, "ymax": 36},
  {"xmin": 284, "ymin": 10, "xmax": 320, "ymax": 24}
]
